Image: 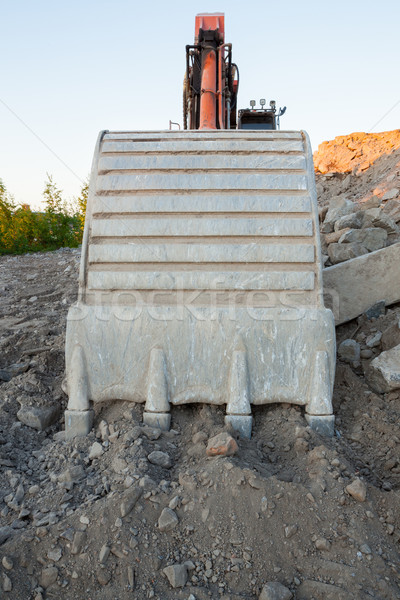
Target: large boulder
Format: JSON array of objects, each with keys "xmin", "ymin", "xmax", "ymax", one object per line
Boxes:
[
  {"xmin": 366, "ymin": 344, "xmax": 400, "ymax": 393},
  {"xmin": 259, "ymin": 582, "xmax": 293, "ymax": 600},
  {"xmin": 328, "ymin": 242, "xmax": 367, "ymax": 264},
  {"xmin": 17, "ymin": 404, "xmax": 60, "ymax": 431},
  {"xmin": 381, "ymin": 317, "xmax": 400, "ymax": 351},
  {"xmin": 334, "ymin": 211, "xmax": 364, "ymax": 231},
  {"xmin": 324, "ymin": 197, "xmax": 356, "ymax": 227},
  {"xmin": 338, "ymin": 227, "xmax": 387, "ymax": 252}
]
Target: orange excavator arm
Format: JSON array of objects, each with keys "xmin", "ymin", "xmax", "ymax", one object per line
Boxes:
[{"xmin": 184, "ymin": 13, "xmax": 238, "ymax": 130}]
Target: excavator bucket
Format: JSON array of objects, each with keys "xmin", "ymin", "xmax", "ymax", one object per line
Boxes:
[{"xmin": 64, "ymin": 129, "xmax": 336, "ymax": 439}]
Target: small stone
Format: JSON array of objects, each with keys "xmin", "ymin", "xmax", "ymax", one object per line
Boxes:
[
  {"xmin": 141, "ymin": 426, "xmax": 161, "ymax": 440},
  {"xmin": 71, "ymin": 531, "xmax": 86, "ymax": 555},
  {"xmin": 139, "ymin": 475, "xmax": 157, "ymax": 489},
  {"xmin": 147, "ymin": 451, "xmax": 172, "ymax": 468},
  {"xmin": 315, "ymin": 538, "xmax": 331, "ymax": 551},
  {"xmin": 88, "ymin": 442, "xmax": 104, "ymax": 460},
  {"xmin": 284, "ymin": 524, "xmax": 298, "ymax": 539},
  {"xmin": 40, "ymin": 566, "xmax": 58, "ymax": 588},
  {"xmin": 365, "ymin": 300, "xmax": 386, "ymax": 320},
  {"xmin": 120, "ymin": 487, "xmax": 142, "ymax": 517},
  {"xmin": 79, "ymin": 515, "xmax": 89, "ymax": 525},
  {"xmin": 366, "ymin": 331, "xmax": 382, "ymax": 347},
  {"xmin": 360, "ymin": 543, "xmax": 372, "ymax": 554},
  {"xmin": 346, "ymin": 478, "xmax": 367, "ymax": 502},
  {"xmin": 52, "ymin": 431, "xmax": 65, "ymax": 442},
  {"xmin": 0, "ymin": 362, "xmax": 29, "ymax": 381},
  {"xmin": 192, "ymin": 431, "xmax": 207, "ymax": 444},
  {"xmin": 206, "ymin": 432, "xmax": 238, "ymax": 457},
  {"xmin": 259, "ymin": 581, "xmax": 293, "ymax": 600},
  {"xmin": 13, "ymin": 483, "xmax": 24, "ymax": 504},
  {"xmin": 168, "ymin": 496, "xmax": 180, "ymax": 510},
  {"xmin": 3, "ymin": 574, "xmax": 12, "ymax": 592},
  {"xmin": 2, "ymin": 556, "xmax": 13, "ymax": 570},
  {"xmin": 321, "ymin": 221, "xmax": 333, "ymax": 233},
  {"xmin": 382, "ymin": 188, "xmax": 399, "ymax": 201},
  {"xmin": 0, "ymin": 526, "xmax": 12, "ymax": 546},
  {"xmin": 99, "ymin": 545, "xmax": 110, "ymax": 564},
  {"xmin": 294, "ymin": 438, "xmax": 309, "ymax": 454},
  {"xmin": 97, "ymin": 569, "xmax": 111, "ymax": 585},
  {"xmin": 338, "ymin": 339, "xmax": 360, "ymax": 363},
  {"xmin": 99, "ymin": 420, "xmax": 110, "ymax": 441},
  {"xmin": 17, "ymin": 404, "xmax": 60, "ymax": 431},
  {"xmin": 47, "ymin": 546, "xmax": 62, "ymax": 562},
  {"xmin": 163, "ymin": 564, "xmax": 188, "ymax": 588},
  {"xmin": 60, "ymin": 528, "xmax": 74, "ymax": 541},
  {"xmin": 57, "ymin": 465, "xmax": 85, "ymax": 483},
  {"xmin": 158, "ymin": 507, "xmax": 179, "ymax": 532},
  {"xmin": 127, "ymin": 565, "xmax": 135, "ymax": 588}
]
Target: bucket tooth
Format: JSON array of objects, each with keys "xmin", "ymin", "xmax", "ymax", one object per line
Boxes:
[
  {"xmin": 65, "ymin": 345, "xmax": 93, "ymax": 439},
  {"xmin": 143, "ymin": 348, "xmax": 170, "ymax": 431},
  {"xmin": 67, "ymin": 344, "xmax": 89, "ymax": 411},
  {"xmin": 225, "ymin": 350, "xmax": 252, "ymax": 438},
  {"xmin": 306, "ymin": 351, "xmax": 334, "ymax": 437},
  {"xmin": 305, "ymin": 414, "xmax": 335, "ymax": 437},
  {"xmin": 65, "ymin": 409, "xmax": 94, "ymax": 439}
]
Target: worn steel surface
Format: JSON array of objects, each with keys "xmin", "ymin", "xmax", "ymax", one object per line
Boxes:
[{"xmin": 64, "ymin": 130, "xmax": 335, "ymax": 437}]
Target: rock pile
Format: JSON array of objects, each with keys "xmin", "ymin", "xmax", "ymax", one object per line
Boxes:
[
  {"xmin": 314, "ymin": 132, "xmax": 400, "ymax": 266},
  {"xmin": 319, "ymin": 193, "xmax": 400, "ymax": 265}
]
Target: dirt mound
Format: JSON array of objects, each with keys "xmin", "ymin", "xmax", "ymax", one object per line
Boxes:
[
  {"xmin": 1, "ymin": 248, "xmax": 400, "ymax": 599},
  {"xmin": 314, "ymin": 130, "xmax": 400, "ymax": 175}
]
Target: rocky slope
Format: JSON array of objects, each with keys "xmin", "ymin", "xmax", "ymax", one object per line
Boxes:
[
  {"xmin": 0, "ymin": 135, "xmax": 400, "ymax": 599},
  {"xmin": 314, "ymin": 130, "xmax": 400, "ymax": 175},
  {"xmin": 314, "ymin": 131, "xmax": 400, "ymax": 267}
]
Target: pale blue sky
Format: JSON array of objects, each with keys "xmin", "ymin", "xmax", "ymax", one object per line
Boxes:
[{"xmin": 0, "ymin": 0, "xmax": 399, "ymax": 208}]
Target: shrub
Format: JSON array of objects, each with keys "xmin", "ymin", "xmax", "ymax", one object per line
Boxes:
[{"xmin": 0, "ymin": 175, "xmax": 86, "ymax": 255}]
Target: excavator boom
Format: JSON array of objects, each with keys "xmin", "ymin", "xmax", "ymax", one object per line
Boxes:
[{"xmin": 185, "ymin": 13, "xmax": 237, "ymax": 130}]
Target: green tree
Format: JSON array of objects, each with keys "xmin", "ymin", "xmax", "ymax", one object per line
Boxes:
[
  {"xmin": 0, "ymin": 175, "xmax": 82, "ymax": 255},
  {"xmin": 41, "ymin": 174, "xmax": 79, "ymax": 249},
  {"xmin": 74, "ymin": 177, "xmax": 89, "ymax": 236}
]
